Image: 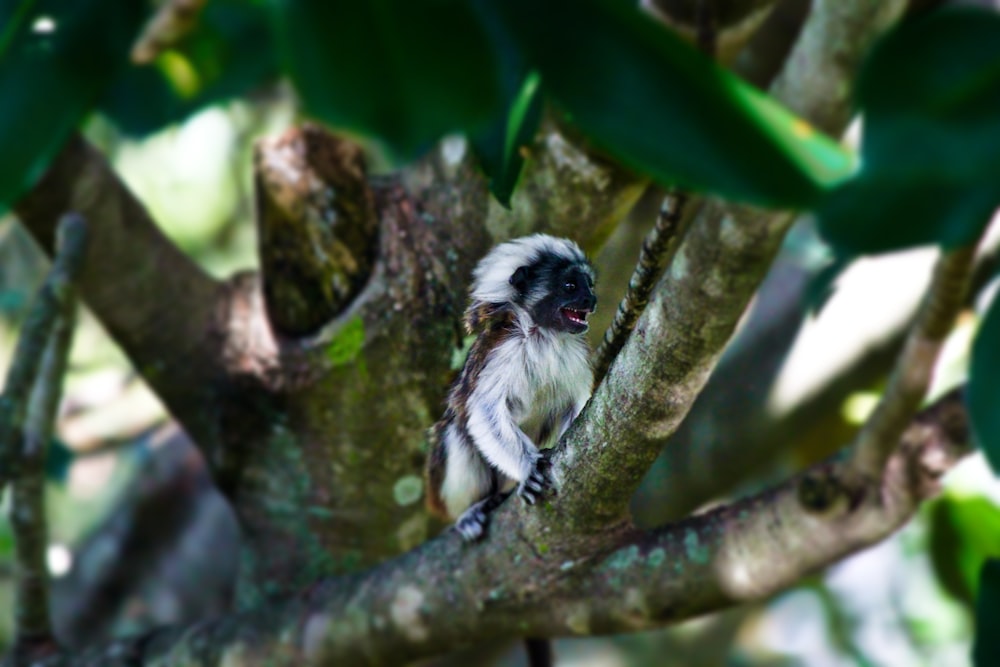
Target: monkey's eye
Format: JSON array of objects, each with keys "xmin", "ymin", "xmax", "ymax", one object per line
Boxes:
[{"xmin": 563, "ymin": 281, "xmax": 577, "ymax": 293}]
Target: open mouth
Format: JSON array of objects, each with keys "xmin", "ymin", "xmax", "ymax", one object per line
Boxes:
[{"xmin": 561, "ymin": 308, "xmax": 591, "ymax": 326}]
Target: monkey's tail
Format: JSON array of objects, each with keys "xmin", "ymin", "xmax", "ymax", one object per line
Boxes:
[{"xmin": 524, "ymin": 637, "xmax": 552, "ymax": 667}]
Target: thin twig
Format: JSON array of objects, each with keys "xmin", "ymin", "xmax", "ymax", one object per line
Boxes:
[
  {"xmin": 851, "ymin": 243, "xmax": 977, "ymax": 475},
  {"xmin": 6, "ymin": 214, "xmax": 86, "ymax": 660},
  {"xmin": 0, "ymin": 214, "xmax": 88, "ymax": 497},
  {"xmin": 593, "ymin": 191, "xmax": 695, "ymax": 385},
  {"xmin": 12, "ymin": 291, "xmax": 77, "ymax": 653}
]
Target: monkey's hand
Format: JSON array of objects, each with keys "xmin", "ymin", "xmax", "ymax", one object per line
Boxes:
[
  {"xmin": 517, "ymin": 452, "xmax": 552, "ymax": 506},
  {"xmin": 454, "ymin": 493, "xmax": 509, "ymax": 542}
]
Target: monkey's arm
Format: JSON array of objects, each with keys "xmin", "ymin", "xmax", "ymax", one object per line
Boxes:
[
  {"xmin": 427, "ymin": 412, "xmax": 544, "ymax": 541},
  {"xmin": 465, "ymin": 390, "xmax": 549, "ymax": 504}
]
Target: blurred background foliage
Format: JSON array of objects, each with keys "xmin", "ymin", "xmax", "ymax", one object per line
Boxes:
[{"xmin": 1, "ymin": 0, "xmax": 1000, "ymax": 665}]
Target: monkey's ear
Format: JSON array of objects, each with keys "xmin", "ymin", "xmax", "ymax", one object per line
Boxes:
[{"xmin": 510, "ymin": 266, "xmax": 531, "ymax": 295}]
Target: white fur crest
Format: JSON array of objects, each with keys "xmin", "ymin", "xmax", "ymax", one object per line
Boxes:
[{"xmin": 469, "ymin": 234, "xmax": 587, "ymax": 305}]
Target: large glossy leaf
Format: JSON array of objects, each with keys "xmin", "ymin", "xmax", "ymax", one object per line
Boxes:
[
  {"xmin": 974, "ymin": 559, "xmax": 1000, "ymax": 666},
  {"xmin": 969, "ymin": 293, "xmax": 1000, "ymax": 475},
  {"xmin": 489, "ymin": 0, "xmax": 854, "ymax": 207},
  {"xmin": 273, "ymin": 0, "xmax": 852, "ymax": 205},
  {"xmin": 0, "ymin": 0, "xmax": 144, "ymax": 212},
  {"xmin": 818, "ymin": 178, "xmax": 999, "ymax": 253},
  {"xmin": 275, "ymin": 0, "xmax": 506, "ymax": 160},
  {"xmin": 818, "ymin": 7, "xmax": 1000, "ymax": 253},
  {"xmin": 100, "ymin": 0, "xmax": 278, "ymax": 136},
  {"xmin": 466, "ymin": 0, "xmax": 540, "ymax": 207}
]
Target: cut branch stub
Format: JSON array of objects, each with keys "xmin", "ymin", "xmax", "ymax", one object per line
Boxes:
[{"xmin": 254, "ymin": 124, "xmax": 378, "ymax": 337}]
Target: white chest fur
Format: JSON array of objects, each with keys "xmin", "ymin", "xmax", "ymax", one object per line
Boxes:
[{"xmin": 478, "ymin": 323, "xmax": 592, "ymax": 442}]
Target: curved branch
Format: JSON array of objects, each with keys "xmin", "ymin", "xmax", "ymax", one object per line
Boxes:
[{"xmin": 36, "ymin": 387, "xmax": 968, "ymax": 667}]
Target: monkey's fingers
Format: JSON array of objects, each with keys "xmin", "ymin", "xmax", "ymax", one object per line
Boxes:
[
  {"xmin": 518, "ymin": 466, "xmax": 549, "ymax": 504},
  {"xmin": 523, "ymin": 476, "xmax": 545, "ymax": 494}
]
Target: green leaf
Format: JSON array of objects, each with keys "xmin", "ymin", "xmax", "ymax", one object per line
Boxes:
[
  {"xmin": 974, "ymin": 559, "xmax": 1000, "ymax": 666},
  {"xmin": 969, "ymin": 293, "xmax": 1000, "ymax": 474},
  {"xmin": 0, "ymin": 0, "xmax": 144, "ymax": 212},
  {"xmin": 491, "ymin": 0, "xmax": 854, "ymax": 207},
  {"xmin": 818, "ymin": 7, "xmax": 1000, "ymax": 253},
  {"xmin": 100, "ymin": 0, "xmax": 278, "ymax": 136},
  {"xmin": 930, "ymin": 496, "xmax": 1000, "ymax": 608},
  {"xmin": 275, "ymin": 0, "xmax": 506, "ymax": 160},
  {"xmin": 470, "ymin": 71, "xmax": 543, "ymax": 209},
  {"xmin": 818, "ymin": 178, "xmax": 998, "ymax": 253}
]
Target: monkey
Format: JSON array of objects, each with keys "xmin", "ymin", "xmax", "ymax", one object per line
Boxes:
[{"xmin": 425, "ymin": 234, "xmax": 597, "ymax": 541}]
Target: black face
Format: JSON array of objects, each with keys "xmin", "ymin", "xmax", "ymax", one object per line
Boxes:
[{"xmin": 510, "ymin": 259, "xmax": 596, "ymax": 334}]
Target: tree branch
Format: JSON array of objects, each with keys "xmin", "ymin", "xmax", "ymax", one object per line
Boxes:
[
  {"xmin": 552, "ymin": 0, "xmax": 908, "ymax": 531},
  {"xmin": 14, "ymin": 136, "xmax": 227, "ymax": 456},
  {"xmin": 567, "ymin": 388, "xmax": 968, "ymax": 634},
  {"xmin": 634, "ymin": 223, "xmax": 1000, "ymax": 525},
  {"xmin": 851, "ymin": 244, "xmax": 977, "ymax": 474},
  {"xmin": 0, "ymin": 214, "xmax": 87, "ymax": 498},
  {"xmin": 593, "ymin": 0, "xmax": 749, "ymax": 389},
  {"xmin": 5, "ymin": 214, "xmax": 86, "ymax": 660},
  {"xmin": 30, "ymin": 387, "xmax": 969, "ymax": 666},
  {"xmin": 474, "ymin": 115, "xmax": 649, "ymax": 253}
]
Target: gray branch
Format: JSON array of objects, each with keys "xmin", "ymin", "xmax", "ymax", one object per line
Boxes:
[
  {"xmin": 0, "ymin": 214, "xmax": 87, "ymax": 499},
  {"xmin": 5, "ymin": 214, "xmax": 86, "ymax": 660},
  {"xmin": 30, "ymin": 388, "xmax": 968, "ymax": 666},
  {"xmin": 852, "ymin": 244, "xmax": 977, "ymax": 474}
]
